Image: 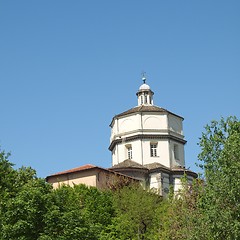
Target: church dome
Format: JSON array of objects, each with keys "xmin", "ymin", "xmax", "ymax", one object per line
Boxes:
[{"xmin": 139, "ymin": 83, "xmax": 150, "ymax": 90}]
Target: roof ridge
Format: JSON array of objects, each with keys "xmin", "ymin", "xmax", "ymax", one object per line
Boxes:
[{"xmin": 48, "ymin": 164, "xmax": 97, "ymax": 177}]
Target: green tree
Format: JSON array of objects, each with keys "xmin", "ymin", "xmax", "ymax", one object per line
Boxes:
[
  {"xmin": 150, "ymin": 177, "xmax": 203, "ymax": 240},
  {"xmin": 40, "ymin": 184, "xmax": 90, "ymax": 240},
  {"xmin": 197, "ymin": 116, "xmax": 240, "ymax": 239},
  {"xmin": 0, "ymin": 149, "xmax": 15, "ymax": 198},
  {"xmin": 0, "ymin": 148, "xmax": 116, "ymax": 240},
  {"xmin": 103, "ymin": 184, "xmax": 162, "ymax": 240},
  {"xmin": 1, "ymin": 179, "xmax": 52, "ymax": 240},
  {"xmin": 41, "ymin": 184, "xmax": 115, "ymax": 240},
  {"xmin": 0, "ymin": 148, "xmax": 53, "ymax": 240}
]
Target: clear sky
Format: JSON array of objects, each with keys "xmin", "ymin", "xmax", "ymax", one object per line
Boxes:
[{"xmin": 0, "ymin": 1, "xmax": 239, "ymax": 178}]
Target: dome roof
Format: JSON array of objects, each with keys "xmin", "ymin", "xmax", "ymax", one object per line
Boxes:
[
  {"xmin": 111, "ymin": 105, "xmax": 183, "ymax": 120},
  {"xmin": 139, "ymin": 83, "xmax": 150, "ymax": 90}
]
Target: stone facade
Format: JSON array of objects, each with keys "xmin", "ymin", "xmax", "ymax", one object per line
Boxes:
[{"xmin": 109, "ymin": 79, "xmax": 197, "ymax": 195}]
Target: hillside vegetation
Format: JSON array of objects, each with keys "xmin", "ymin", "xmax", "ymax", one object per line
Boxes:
[{"xmin": 0, "ymin": 117, "xmax": 239, "ymax": 240}]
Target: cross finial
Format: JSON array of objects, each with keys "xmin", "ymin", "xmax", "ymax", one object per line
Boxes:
[{"xmin": 141, "ymin": 71, "xmax": 146, "ymax": 84}]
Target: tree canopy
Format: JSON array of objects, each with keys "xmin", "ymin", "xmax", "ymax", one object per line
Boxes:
[
  {"xmin": 197, "ymin": 116, "xmax": 240, "ymax": 239},
  {"xmin": 0, "ymin": 116, "xmax": 239, "ymax": 239}
]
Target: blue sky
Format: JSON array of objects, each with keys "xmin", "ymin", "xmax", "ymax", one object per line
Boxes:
[{"xmin": 0, "ymin": 1, "xmax": 239, "ymax": 178}]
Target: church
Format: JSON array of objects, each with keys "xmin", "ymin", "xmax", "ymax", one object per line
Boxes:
[{"xmin": 47, "ymin": 76, "xmax": 197, "ymax": 196}]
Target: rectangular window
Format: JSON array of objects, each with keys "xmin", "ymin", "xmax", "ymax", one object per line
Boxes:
[
  {"xmin": 150, "ymin": 143, "xmax": 157, "ymax": 157},
  {"xmin": 174, "ymin": 144, "xmax": 179, "ymax": 160},
  {"xmin": 127, "ymin": 146, "xmax": 132, "ymax": 159}
]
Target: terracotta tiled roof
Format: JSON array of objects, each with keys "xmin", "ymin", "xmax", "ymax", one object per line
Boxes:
[
  {"xmin": 48, "ymin": 164, "xmax": 97, "ymax": 177},
  {"xmin": 46, "ymin": 163, "xmax": 141, "ymax": 181},
  {"xmin": 112, "ymin": 105, "xmax": 183, "ymax": 120}
]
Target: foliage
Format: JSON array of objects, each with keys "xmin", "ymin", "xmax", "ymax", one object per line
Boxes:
[
  {"xmin": 0, "ymin": 148, "xmax": 116, "ymax": 240},
  {"xmin": 39, "ymin": 184, "xmax": 115, "ymax": 240},
  {"xmin": 105, "ymin": 173, "xmax": 138, "ymax": 191},
  {"xmin": 105, "ymin": 184, "xmax": 162, "ymax": 240},
  {"xmin": 197, "ymin": 116, "xmax": 240, "ymax": 239},
  {"xmin": 1, "ymin": 116, "xmax": 239, "ymax": 239},
  {"xmin": 149, "ymin": 176, "xmax": 203, "ymax": 240},
  {"xmin": 0, "ymin": 149, "xmax": 16, "ymax": 198},
  {"xmin": 0, "ymin": 148, "xmax": 52, "ymax": 240},
  {"xmin": 148, "ymin": 116, "xmax": 240, "ymax": 240},
  {"xmin": 1, "ymin": 179, "xmax": 52, "ymax": 240}
]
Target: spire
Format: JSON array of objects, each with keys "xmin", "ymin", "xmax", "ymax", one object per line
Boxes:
[
  {"xmin": 136, "ymin": 73, "xmax": 154, "ymax": 106},
  {"xmin": 142, "ymin": 71, "xmax": 147, "ymax": 84}
]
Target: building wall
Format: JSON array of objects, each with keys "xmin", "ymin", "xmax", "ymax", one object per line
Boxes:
[
  {"xmin": 96, "ymin": 170, "xmax": 115, "ymax": 189},
  {"xmin": 142, "ymin": 140, "xmax": 171, "ymax": 167},
  {"xmin": 112, "ymin": 138, "xmax": 173, "ymax": 168},
  {"xmin": 110, "ymin": 114, "xmax": 141, "ymax": 141},
  {"xmin": 142, "ymin": 114, "xmax": 168, "ymax": 130},
  {"xmin": 112, "ymin": 169, "xmax": 148, "ymax": 182},
  {"xmin": 111, "ymin": 113, "xmax": 184, "ymax": 140},
  {"xmin": 47, "ymin": 169, "xmax": 98, "ymax": 189},
  {"xmin": 112, "ymin": 139, "xmax": 142, "ymax": 166},
  {"xmin": 47, "ymin": 169, "xmax": 138, "ymax": 190},
  {"xmin": 169, "ymin": 140, "xmax": 185, "ymax": 167},
  {"xmin": 168, "ymin": 114, "xmax": 183, "ymax": 135},
  {"xmin": 111, "ymin": 113, "xmax": 171, "ymax": 141},
  {"xmin": 149, "ymin": 172, "xmax": 170, "ymax": 196},
  {"xmin": 110, "ymin": 111, "xmax": 185, "ymax": 169},
  {"xmin": 172, "ymin": 174, "xmax": 196, "ymax": 194}
]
